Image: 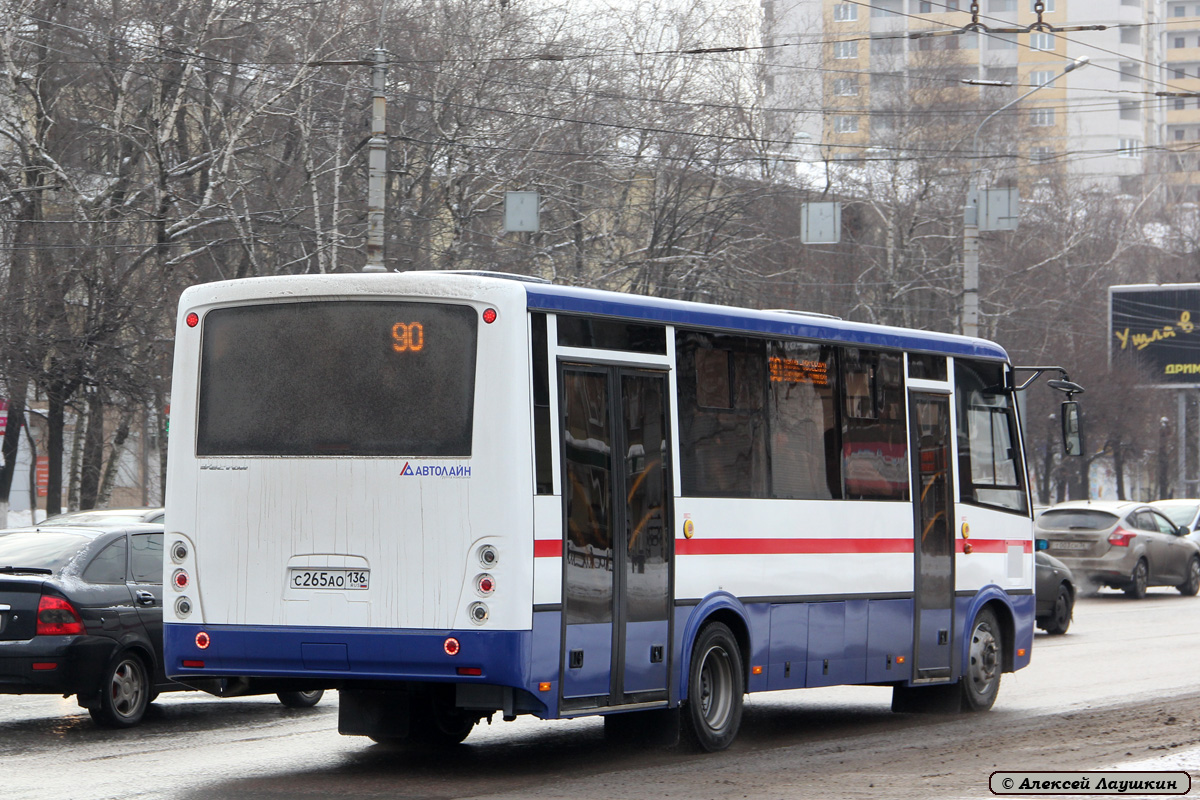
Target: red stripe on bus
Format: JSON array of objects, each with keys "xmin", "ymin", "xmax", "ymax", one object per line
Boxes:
[
  {"xmin": 676, "ymin": 538, "xmax": 914, "ymax": 556},
  {"xmin": 534, "ymin": 540, "xmax": 561, "ymax": 558},
  {"xmin": 533, "ymin": 538, "xmax": 1032, "ymax": 557},
  {"xmin": 958, "ymin": 539, "xmax": 1033, "ymax": 554}
]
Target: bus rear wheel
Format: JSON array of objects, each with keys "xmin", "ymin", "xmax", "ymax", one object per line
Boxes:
[
  {"xmin": 682, "ymin": 622, "xmax": 743, "ymax": 752},
  {"xmin": 410, "ymin": 687, "xmax": 476, "ymax": 747}
]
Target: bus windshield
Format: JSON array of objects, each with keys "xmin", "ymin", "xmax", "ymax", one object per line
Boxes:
[{"xmin": 196, "ymin": 300, "xmax": 477, "ymax": 457}]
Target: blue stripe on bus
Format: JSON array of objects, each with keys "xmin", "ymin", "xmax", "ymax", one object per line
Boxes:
[
  {"xmin": 165, "ymin": 623, "xmax": 532, "ymax": 689},
  {"xmin": 165, "ymin": 590, "xmax": 1033, "ymax": 716},
  {"xmin": 524, "ymin": 284, "xmax": 1009, "ymax": 360}
]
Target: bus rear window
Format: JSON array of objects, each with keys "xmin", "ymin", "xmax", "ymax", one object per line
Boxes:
[
  {"xmin": 197, "ymin": 301, "xmax": 477, "ymax": 456},
  {"xmin": 1037, "ymin": 510, "xmax": 1118, "ymax": 531}
]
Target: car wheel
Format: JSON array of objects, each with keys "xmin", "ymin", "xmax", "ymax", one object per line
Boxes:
[
  {"xmin": 89, "ymin": 651, "xmax": 150, "ymax": 728},
  {"xmin": 1124, "ymin": 559, "xmax": 1149, "ymax": 599},
  {"xmin": 961, "ymin": 608, "xmax": 1002, "ymax": 712},
  {"xmin": 277, "ymin": 689, "xmax": 324, "ymax": 708},
  {"xmin": 1043, "ymin": 584, "xmax": 1073, "ymax": 635},
  {"xmin": 1177, "ymin": 558, "xmax": 1200, "ymax": 597},
  {"xmin": 682, "ymin": 622, "xmax": 744, "ymax": 752}
]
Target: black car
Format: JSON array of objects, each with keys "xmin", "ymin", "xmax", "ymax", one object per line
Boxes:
[
  {"xmin": 1034, "ymin": 548, "xmax": 1076, "ymax": 635},
  {"xmin": 0, "ymin": 523, "xmax": 322, "ymax": 727}
]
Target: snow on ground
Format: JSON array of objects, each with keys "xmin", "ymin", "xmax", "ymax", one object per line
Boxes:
[{"xmin": 4, "ymin": 508, "xmax": 45, "ymax": 528}]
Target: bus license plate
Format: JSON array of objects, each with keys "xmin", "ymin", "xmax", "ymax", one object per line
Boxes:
[{"xmin": 289, "ymin": 569, "xmax": 370, "ymax": 590}]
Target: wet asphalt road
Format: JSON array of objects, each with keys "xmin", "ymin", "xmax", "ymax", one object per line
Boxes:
[{"xmin": 6, "ymin": 588, "xmax": 1200, "ymax": 800}]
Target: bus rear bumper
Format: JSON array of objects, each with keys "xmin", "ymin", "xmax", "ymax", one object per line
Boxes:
[{"xmin": 164, "ymin": 622, "xmax": 532, "ymax": 690}]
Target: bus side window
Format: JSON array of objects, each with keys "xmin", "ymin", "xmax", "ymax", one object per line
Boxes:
[
  {"xmin": 676, "ymin": 331, "xmax": 768, "ymax": 498},
  {"xmin": 768, "ymin": 341, "xmax": 841, "ymax": 500},
  {"xmin": 841, "ymin": 349, "xmax": 908, "ymax": 501}
]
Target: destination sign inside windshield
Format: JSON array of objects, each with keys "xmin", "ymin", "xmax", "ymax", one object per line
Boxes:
[{"xmin": 392, "ymin": 322, "xmax": 425, "ymax": 352}]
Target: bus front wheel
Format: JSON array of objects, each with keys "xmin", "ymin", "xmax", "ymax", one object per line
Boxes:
[
  {"xmin": 682, "ymin": 622, "xmax": 744, "ymax": 752},
  {"xmin": 960, "ymin": 608, "xmax": 1002, "ymax": 712}
]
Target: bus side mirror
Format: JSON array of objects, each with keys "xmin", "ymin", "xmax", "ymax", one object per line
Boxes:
[{"xmin": 1061, "ymin": 400, "xmax": 1082, "ymax": 457}]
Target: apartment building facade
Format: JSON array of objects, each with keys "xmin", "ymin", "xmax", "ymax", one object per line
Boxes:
[{"xmin": 764, "ymin": 0, "xmax": 1167, "ymax": 193}]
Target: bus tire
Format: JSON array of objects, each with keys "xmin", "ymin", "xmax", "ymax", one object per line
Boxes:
[
  {"xmin": 681, "ymin": 622, "xmax": 743, "ymax": 752},
  {"xmin": 277, "ymin": 689, "xmax": 324, "ymax": 708},
  {"xmin": 960, "ymin": 608, "xmax": 1002, "ymax": 712},
  {"xmin": 410, "ymin": 687, "xmax": 476, "ymax": 747}
]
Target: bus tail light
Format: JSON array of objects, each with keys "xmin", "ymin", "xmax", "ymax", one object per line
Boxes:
[
  {"xmin": 172, "ymin": 569, "xmax": 190, "ymax": 591},
  {"xmin": 36, "ymin": 596, "xmax": 83, "ymax": 636},
  {"xmin": 195, "ymin": 631, "xmax": 211, "ymax": 650},
  {"xmin": 478, "ymin": 545, "xmax": 498, "ymax": 567},
  {"xmin": 468, "ymin": 602, "xmax": 489, "ymax": 624},
  {"xmin": 476, "ymin": 574, "xmax": 495, "ymax": 595},
  {"xmin": 1108, "ymin": 528, "xmax": 1136, "ymax": 547},
  {"xmin": 444, "ymin": 637, "xmax": 460, "ymax": 656}
]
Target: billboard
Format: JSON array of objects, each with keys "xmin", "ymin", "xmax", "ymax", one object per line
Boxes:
[{"xmin": 1110, "ymin": 284, "xmax": 1200, "ymax": 387}]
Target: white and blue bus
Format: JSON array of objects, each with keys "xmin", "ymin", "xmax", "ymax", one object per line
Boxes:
[{"xmin": 164, "ymin": 271, "xmax": 1039, "ymax": 751}]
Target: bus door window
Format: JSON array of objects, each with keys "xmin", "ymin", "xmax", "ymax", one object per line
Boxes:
[
  {"xmin": 911, "ymin": 393, "xmax": 954, "ymax": 679},
  {"xmin": 563, "ymin": 370, "xmax": 614, "ymax": 625},
  {"xmin": 954, "ymin": 360, "xmax": 1028, "ymax": 514}
]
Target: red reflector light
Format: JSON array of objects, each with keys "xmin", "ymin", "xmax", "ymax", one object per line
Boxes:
[
  {"xmin": 186, "ymin": 312, "xmax": 199, "ymax": 328},
  {"xmin": 456, "ymin": 667, "xmax": 483, "ymax": 676},
  {"xmin": 32, "ymin": 662, "xmax": 58, "ymax": 671},
  {"xmin": 182, "ymin": 660, "xmax": 205, "ymax": 668},
  {"xmin": 36, "ymin": 596, "xmax": 84, "ymax": 636},
  {"xmin": 482, "ymin": 308, "xmax": 497, "ymax": 324},
  {"xmin": 195, "ymin": 631, "xmax": 211, "ymax": 650},
  {"xmin": 1108, "ymin": 527, "xmax": 1136, "ymax": 547},
  {"xmin": 444, "ymin": 637, "xmax": 460, "ymax": 656}
]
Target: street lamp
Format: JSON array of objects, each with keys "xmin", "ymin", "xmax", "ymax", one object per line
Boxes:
[{"xmin": 960, "ymin": 55, "xmax": 1089, "ymax": 338}]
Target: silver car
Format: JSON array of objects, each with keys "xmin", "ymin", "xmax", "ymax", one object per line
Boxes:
[{"xmin": 1034, "ymin": 500, "xmax": 1200, "ymax": 598}]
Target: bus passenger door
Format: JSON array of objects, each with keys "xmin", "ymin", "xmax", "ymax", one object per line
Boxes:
[
  {"xmin": 909, "ymin": 393, "xmax": 954, "ymax": 681},
  {"xmin": 559, "ymin": 365, "xmax": 672, "ymax": 710}
]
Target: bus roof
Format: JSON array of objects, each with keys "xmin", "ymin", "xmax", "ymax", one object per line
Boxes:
[
  {"xmin": 524, "ymin": 282, "xmax": 1009, "ymax": 362},
  {"xmin": 177, "ymin": 272, "xmax": 1009, "ymax": 362}
]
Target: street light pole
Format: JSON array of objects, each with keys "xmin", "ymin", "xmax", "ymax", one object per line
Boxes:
[
  {"xmin": 363, "ymin": 47, "xmax": 388, "ymax": 273},
  {"xmin": 960, "ymin": 55, "xmax": 1089, "ymax": 338}
]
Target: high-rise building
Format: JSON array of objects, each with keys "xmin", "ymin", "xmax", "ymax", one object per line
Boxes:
[{"xmin": 763, "ymin": 1, "xmax": 1165, "ymax": 193}]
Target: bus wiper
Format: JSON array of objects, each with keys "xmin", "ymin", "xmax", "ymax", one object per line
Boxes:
[{"xmin": 0, "ymin": 566, "xmax": 53, "ymax": 575}]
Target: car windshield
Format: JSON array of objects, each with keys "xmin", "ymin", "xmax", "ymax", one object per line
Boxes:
[
  {"xmin": 1156, "ymin": 504, "xmax": 1200, "ymax": 527},
  {"xmin": 1037, "ymin": 509, "xmax": 1119, "ymax": 531},
  {"xmin": 0, "ymin": 531, "xmax": 91, "ymax": 572}
]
